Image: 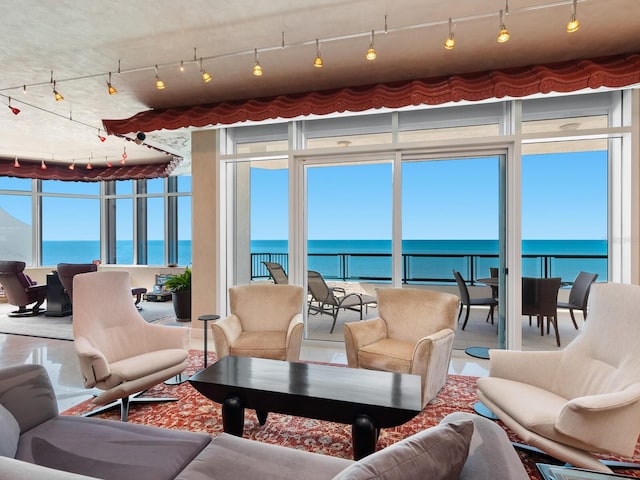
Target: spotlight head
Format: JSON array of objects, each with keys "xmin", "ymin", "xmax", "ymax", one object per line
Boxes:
[
  {"xmin": 135, "ymin": 132, "xmax": 146, "ymax": 144},
  {"xmin": 8, "ymin": 105, "xmax": 20, "ymax": 115}
]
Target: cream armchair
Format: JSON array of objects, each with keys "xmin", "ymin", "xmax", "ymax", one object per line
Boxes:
[
  {"xmin": 343, "ymin": 288, "xmax": 459, "ymax": 407},
  {"xmin": 212, "ymin": 283, "xmax": 305, "ymax": 362},
  {"xmin": 72, "ymin": 271, "xmax": 190, "ymax": 421},
  {"xmin": 477, "ymin": 283, "xmax": 640, "ymax": 473}
]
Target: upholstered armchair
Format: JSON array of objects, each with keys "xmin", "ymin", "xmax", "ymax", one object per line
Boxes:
[
  {"xmin": 72, "ymin": 271, "xmax": 190, "ymax": 421},
  {"xmin": 477, "ymin": 283, "xmax": 640, "ymax": 473},
  {"xmin": 0, "ymin": 260, "xmax": 47, "ymax": 317},
  {"xmin": 343, "ymin": 288, "xmax": 459, "ymax": 407},
  {"xmin": 56, "ymin": 262, "xmax": 97, "ymax": 303},
  {"xmin": 212, "ymin": 283, "xmax": 305, "ymax": 362}
]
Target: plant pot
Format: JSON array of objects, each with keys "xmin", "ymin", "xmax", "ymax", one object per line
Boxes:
[{"xmin": 172, "ymin": 290, "xmax": 191, "ymax": 321}]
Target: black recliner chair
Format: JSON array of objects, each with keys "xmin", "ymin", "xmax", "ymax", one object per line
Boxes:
[{"xmin": 0, "ymin": 260, "xmax": 47, "ymax": 317}]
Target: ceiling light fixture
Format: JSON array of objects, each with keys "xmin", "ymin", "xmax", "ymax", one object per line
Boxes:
[
  {"xmin": 154, "ymin": 65, "xmax": 165, "ymax": 90},
  {"xmin": 13, "ymin": 156, "xmax": 20, "ymax": 168},
  {"xmin": 68, "ymin": 159, "xmax": 75, "ymax": 170},
  {"xmin": 253, "ymin": 48, "xmax": 263, "ymax": 76},
  {"xmin": 86, "ymin": 154, "xmax": 93, "ymax": 169},
  {"xmin": 180, "ymin": 60, "xmax": 185, "ymax": 72},
  {"xmin": 365, "ymin": 30, "xmax": 377, "ymax": 61},
  {"xmin": 566, "ymin": 0, "xmax": 580, "ymax": 33},
  {"xmin": 444, "ymin": 18, "xmax": 456, "ymax": 50},
  {"xmin": 313, "ymin": 39, "xmax": 323, "ymax": 68},
  {"xmin": 52, "ymin": 80, "xmax": 64, "ymax": 101},
  {"xmin": 7, "ymin": 97, "xmax": 20, "ymax": 115},
  {"xmin": 40, "ymin": 159, "xmax": 47, "ymax": 170},
  {"xmin": 107, "ymin": 72, "xmax": 117, "ymax": 95},
  {"xmin": 199, "ymin": 58, "xmax": 212, "ymax": 83},
  {"xmin": 106, "ymin": 156, "xmax": 112, "ymax": 168},
  {"xmin": 121, "ymin": 146, "xmax": 128, "ymax": 164},
  {"xmin": 497, "ymin": 9, "xmax": 510, "ymax": 43}
]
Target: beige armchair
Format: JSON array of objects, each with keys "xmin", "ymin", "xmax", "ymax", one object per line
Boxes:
[
  {"xmin": 212, "ymin": 283, "xmax": 305, "ymax": 362},
  {"xmin": 477, "ymin": 283, "xmax": 640, "ymax": 473},
  {"xmin": 343, "ymin": 287, "xmax": 459, "ymax": 407},
  {"xmin": 72, "ymin": 271, "xmax": 190, "ymax": 421}
]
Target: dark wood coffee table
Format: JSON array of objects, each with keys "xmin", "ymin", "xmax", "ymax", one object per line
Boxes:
[{"xmin": 189, "ymin": 355, "xmax": 422, "ymax": 460}]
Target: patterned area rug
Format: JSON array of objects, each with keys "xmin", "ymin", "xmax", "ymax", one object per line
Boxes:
[{"xmin": 62, "ymin": 351, "xmax": 640, "ymax": 479}]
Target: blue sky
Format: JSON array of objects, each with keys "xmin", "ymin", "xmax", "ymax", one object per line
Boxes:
[
  {"xmin": 251, "ymin": 150, "xmax": 608, "ymax": 241},
  {"xmin": 0, "ymin": 150, "xmax": 607, "ymax": 242}
]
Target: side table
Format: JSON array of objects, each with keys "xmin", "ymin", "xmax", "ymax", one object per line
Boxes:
[{"xmin": 198, "ymin": 314, "xmax": 220, "ymax": 369}]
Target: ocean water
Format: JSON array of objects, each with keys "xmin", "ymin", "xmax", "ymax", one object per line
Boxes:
[{"xmin": 41, "ymin": 239, "xmax": 608, "ymax": 282}]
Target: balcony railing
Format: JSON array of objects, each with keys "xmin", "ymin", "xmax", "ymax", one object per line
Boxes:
[{"xmin": 251, "ymin": 252, "xmax": 608, "ymax": 284}]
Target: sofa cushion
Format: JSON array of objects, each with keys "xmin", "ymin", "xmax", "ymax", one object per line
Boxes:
[
  {"xmin": 15, "ymin": 415, "xmax": 211, "ymax": 480},
  {"xmin": 331, "ymin": 420, "xmax": 473, "ymax": 480},
  {"xmin": 177, "ymin": 432, "xmax": 353, "ymax": 480},
  {"xmin": 0, "ymin": 404, "xmax": 20, "ymax": 457},
  {"xmin": 440, "ymin": 412, "xmax": 529, "ymax": 480}
]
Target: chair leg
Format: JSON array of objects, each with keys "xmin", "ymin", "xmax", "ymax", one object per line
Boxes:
[
  {"xmin": 569, "ymin": 309, "xmax": 578, "ymax": 329},
  {"xmin": 81, "ymin": 391, "xmax": 179, "ymax": 422},
  {"xmin": 551, "ymin": 315, "xmax": 561, "ymax": 347},
  {"xmin": 457, "ymin": 303, "xmax": 463, "ymax": 322},
  {"xmin": 329, "ymin": 311, "xmax": 339, "ymax": 334},
  {"xmin": 461, "ymin": 306, "xmax": 471, "ymax": 330}
]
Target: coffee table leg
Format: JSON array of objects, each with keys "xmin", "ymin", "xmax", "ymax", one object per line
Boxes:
[
  {"xmin": 222, "ymin": 396, "xmax": 244, "ymax": 436},
  {"xmin": 256, "ymin": 409, "xmax": 268, "ymax": 426},
  {"xmin": 352, "ymin": 414, "xmax": 377, "ymax": 460}
]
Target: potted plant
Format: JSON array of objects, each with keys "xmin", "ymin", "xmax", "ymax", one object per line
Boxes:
[{"xmin": 164, "ymin": 267, "xmax": 191, "ymax": 321}]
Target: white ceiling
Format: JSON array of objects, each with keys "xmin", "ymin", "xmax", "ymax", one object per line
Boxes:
[{"xmin": 0, "ymin": 0, "xmax": 639, "ymax": 172}]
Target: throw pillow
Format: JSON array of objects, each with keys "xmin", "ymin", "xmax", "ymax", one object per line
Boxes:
[
  {"xmin": 0, "ymin": 404, "xmax": 21, "ymax": 458},
  {"xmin": 331, "ymin": 420, "xmax": 473, "ymax": 480}
]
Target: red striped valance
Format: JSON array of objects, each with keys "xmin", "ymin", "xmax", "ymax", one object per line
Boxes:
[
  {"xmin": 103, "ymin": 53, "xmax": 640, "ymax": 135},
  {"xmin": 0, "ymin": 158, "xmax": 179, "ymax": 182}
]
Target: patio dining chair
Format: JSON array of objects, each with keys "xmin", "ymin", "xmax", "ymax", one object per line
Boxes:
[
  {"xmin": 307, "ymin": 270, "xmax": 377, "ymax": 333},
  {"xmin": 557, "ymin": 271, "xmax": 598, "ymax": 329},
  {"xmin": 452, "ymin": 270, "xmax": 497, "ymax": 330}
]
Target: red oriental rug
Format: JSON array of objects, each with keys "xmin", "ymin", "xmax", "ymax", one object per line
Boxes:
[{"xmin": 62, "ymin": 351, "xmax": 640, "ymax": 479}]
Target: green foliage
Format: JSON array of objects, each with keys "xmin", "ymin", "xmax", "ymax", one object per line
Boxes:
[{"xmin": 164, "ymin": 267, "xmax": 191, "ymax": 292}]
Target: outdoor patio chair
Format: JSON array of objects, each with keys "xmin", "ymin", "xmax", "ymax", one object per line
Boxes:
[
  {"xmin": 557, "ymin": 271, "xmax": 598, "ymax": 329},
  {"xmin": 307, "ymin": 270, "xmax": 377, "ymax": 333},
  {"xmin": 452, "ymin": 270, "xmax": 497, "ymax": 330},
  {"xmin": 0, "ymin": 260, "xmax": 47, "ymax": 317},
  {"xmin": 262, "ymin": 261, "xmax": 288, "ymax": 284}
]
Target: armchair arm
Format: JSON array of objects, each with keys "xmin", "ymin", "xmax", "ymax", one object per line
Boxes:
[
  {"xmin": 556, "ymin": 383, "xmax": 640, "ymax": 456},
  {"xmin": 211, "ymin": 314, "xmax": 242, "ymax": 359},
  {"xmin": 74, "ymin": 336, "xmax": 110, "ymax": 387},
  {"xmin": 343, "ymin": 317, "xmax": 387, "ymax": 368},
  {"xmin": 141, "ymin": 322, "xmax": 191, "ymax": 351},
  {"xmin": 411, "ymin": 329, "xmax": 456, "ymax": 406},
  {"xmin": 285, "ymin": 313, "xmax": 304, "ymax": 362},
  {"xmin": 489, "ymin": 349, "xmax": 563, "ymax": 389}
]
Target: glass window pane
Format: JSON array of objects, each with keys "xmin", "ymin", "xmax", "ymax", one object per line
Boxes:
[
  {"xmin": 0, "ymin": 177, "xmax": 31, "ymax": 191},
  {"xmin": 146, "ymin": 178, "xmax": 165, "ymax": 195},
  {"xmin": 0, "ymin": 195, "xmax": 33, "ymax": 263},
  {"xmin": 398, "ymin": 124, "xmax": 499, "ymax": 143},
  {"xmin": 522, "ymin": 115, "xmax": 608, "ymax": 136},
  {"xmin": 116, "ymin": 198, "xmax": 133, "ymax": 264},
  {"xmin": 116, "ymin": 179, "xmax": 133, "ymax": 195},
  {"xmin": 177, "ymin": 175, "xmax": 192, "ymax": 192},
  {"xmin": 146, "ymin": 197, "xmax": 165, "ymax": 265},
  {"xmin": 42, "ymin": 180, "xmax": 100, "ymax": 195},
  {"xmin": 249, "ymin": 161, "xmax": 289, "ymax": 283},
  {"xmin": 178, "ymin": 196, "xmax": 192, "ymax": 265},
  {"xmin": 41, "ymin": 197, "xmax": 100, "ymax": 265},
  {"xmin": 521, "ymin": 143, "xmax": 608, "ymax": 282}
]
